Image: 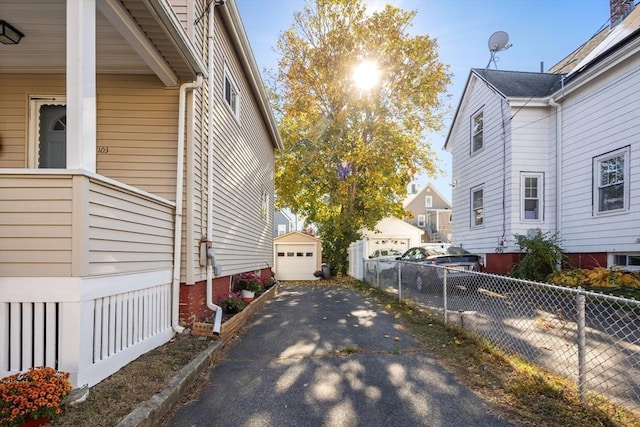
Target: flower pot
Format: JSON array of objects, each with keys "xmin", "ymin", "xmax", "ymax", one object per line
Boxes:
[
  {"xmin": 240, "ymin": 289, "xmax": 255, "ymax": 299},
  {"xmin": 20, "ymin": 416, "xmax": 51, "ymax": 427}
]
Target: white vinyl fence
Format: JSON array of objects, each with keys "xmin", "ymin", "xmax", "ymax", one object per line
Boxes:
[{"xmin": 360, "ymin": 259, "xmax": 640, "ymax": 415}]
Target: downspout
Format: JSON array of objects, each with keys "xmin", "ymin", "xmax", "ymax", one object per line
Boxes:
[
  {"xmin": 206, "ymin": 0, "xmax": 224, "ymax": 334},
  {"xmin": 172, "ymin": 74, "xmax": 203, "ymax": 333},
  {"xmin": 548, "ymin": 97, "xmax": 562, "ymax": 238}
]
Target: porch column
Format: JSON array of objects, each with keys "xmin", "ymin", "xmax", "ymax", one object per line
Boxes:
[{"xmin": 66, "ymin": 0, "xmax": 97, "ymax": 172}]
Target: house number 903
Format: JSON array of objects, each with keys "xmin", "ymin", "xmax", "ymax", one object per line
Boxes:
[{"xmin": 97, "ymin": 146, "xmax": 109, "ymax": 154}]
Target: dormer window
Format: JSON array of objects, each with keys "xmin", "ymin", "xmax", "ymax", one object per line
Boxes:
[{"xmin": 471, "ymin": 109, "xmax": 483, "ymax": 154}]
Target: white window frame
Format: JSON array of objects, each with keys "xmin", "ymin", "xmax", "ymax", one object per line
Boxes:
[
  {"xmin": 594, "ymin": 147, "xmax": 629, "ymax": 215},
  {"xmin": 471, "ymin": 186, "xmax": 484, "ymax": 228},
  {"xmin": 611, "ymin": 253, "xmax": 640, "ymax": 271},
  {"xmin": 261, "ymin": 191, "xmax": 269, "ymax": 222},
  {"xmin": 277, "ymin": 224, "xmax": 287, "ymax": 236},
  {"xmin": 425, "ymin": 195, "xmax": 433, "ymax": 208},
  {"xmin": 520, "ymin": 172, "xmax": 543, "ymax": 222},
  {"xmin": 223, "ymin": 67, "xmax": 239, "ymax": 119},
  {"xmin": 471, "ymin": 108, "xmax": 484, "ymax": 154},
  {"xmin": 417, "ymin": 215, "xmax": 426, "ymax": 227}
]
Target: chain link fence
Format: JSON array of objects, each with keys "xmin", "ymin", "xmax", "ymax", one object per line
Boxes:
[{"xmin": 363, "ymin": 259, "xmax": 640, "ymax": 414}]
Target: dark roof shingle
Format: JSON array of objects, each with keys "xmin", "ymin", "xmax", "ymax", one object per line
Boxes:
[{"xmin": 471, "ymin": 69, "xmax": 564, "ymax": 98}]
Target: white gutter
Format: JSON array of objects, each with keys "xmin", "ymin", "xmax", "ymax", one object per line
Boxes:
[
  {"xmin": 172, "ymin": 74, "xmax": 203, "ymax": 333},
  {"xmin": 206, "ymin": 1, "xmax": 223, "ymax": 335},
  {"xmin": 548, "ymin": 97, "xmax": 562, "ymax": 237}
]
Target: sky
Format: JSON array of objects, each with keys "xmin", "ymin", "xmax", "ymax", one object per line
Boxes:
[{"xmin": 236, "ymin": 0, "xmax": 614, "ymax": 202}]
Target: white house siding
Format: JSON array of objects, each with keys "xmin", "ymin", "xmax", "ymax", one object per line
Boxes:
[
  {"xmin": 0, "ymin": 174, "xmax": 73, "ymax": 277},
  {"xmin": 450, "ymin": 76, "xmax": 514, "ymax": 254},
  {"xmin": 508, "ymin": 105, "xmax": 556, "ymax": 239},
  {"xmin": 559, "ymin": 59, "xmax": 640, "ymax": 253},
  {"xmin": 210, "ymin": 13, "xmax": 275, "ymax": 275}
]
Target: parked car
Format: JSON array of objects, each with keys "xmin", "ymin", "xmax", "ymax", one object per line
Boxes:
[
  {"xmin": 369, "ymin": 248, "xmax": 404, "ymax": 259},
  {"xmin": 395, "ymin": 247, "xmax": 484, "ymax": 292},
  {"xmin": 367, "ymin": 248, "xmax": 403, "ymax": 276}
]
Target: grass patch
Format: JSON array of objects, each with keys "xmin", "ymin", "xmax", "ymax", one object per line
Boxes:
[{"xmin": 338, "ymin": 276, "xmax": 640, "ymax": 427}]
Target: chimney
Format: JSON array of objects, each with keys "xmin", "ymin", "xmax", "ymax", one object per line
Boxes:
[
  {"xmin": 411, "ymin": 184, "xmax": 417, "ymax": 194},
  {"xmin": 610, "ymin": 0, "xmax": 634, "ymax": 28}
]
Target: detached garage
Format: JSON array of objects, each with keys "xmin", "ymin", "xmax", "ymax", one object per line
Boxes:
[{"xmin": 274, "ymin": 231, "xmax": 323, "ymax": 281}]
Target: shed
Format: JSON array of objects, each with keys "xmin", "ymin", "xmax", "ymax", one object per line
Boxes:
[{"xmin": 273, "ymin": 232, "xmax": 323, "ymax": 280}]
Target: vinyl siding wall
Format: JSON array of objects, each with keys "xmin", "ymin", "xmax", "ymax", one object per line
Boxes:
[
  {"xmin": 0, "ymin": 174, "xmax": 73, "ymax": 276},
  {"xmin": 559, "ymin": 59, "xmax": 640, "ymax": 253},
  {"xmin": 450, "ymin": 77, "xmax": 513, "ymax": 253},
  {"xmin": 210, "ymin": 13, "xmax": 275, "ymax": 275},
  {"xmin": 509, "ymin": 105, "xmax": 556, "ymax": 238},
  {"xmin": 0, "ymin": 172, "xmax": 175, "ymax": 277},
  {"xmin": 0, "ymin": 73, "xmax": 180, "ymax": 200}
]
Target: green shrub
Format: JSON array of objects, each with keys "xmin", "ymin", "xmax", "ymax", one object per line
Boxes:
[{"xmin": 511, "ymin": 230, "xmax": 565, "ymax": 282}]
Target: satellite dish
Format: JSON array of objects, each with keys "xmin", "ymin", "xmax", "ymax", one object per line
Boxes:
[{"xmin": 488, "ymin": 31, "xmax": 511, "ymax": 52}]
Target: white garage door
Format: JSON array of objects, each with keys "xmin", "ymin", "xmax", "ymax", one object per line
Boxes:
[{"xmin": 275, "ymin": 244, "xmax": 317, "ymax": 280}]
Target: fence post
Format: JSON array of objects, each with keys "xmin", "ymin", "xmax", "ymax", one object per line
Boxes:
[
  {"xmin": 376, "ymin": 259, "xmax": 380, "ymax": 289},
  {"xmin": 576, "ymin": 288, "xmax": 586, "ymax": 402},
  {"xmin": 397, "ymin": 263, "xmax": 402, "ymax": 302},
  {"xmin": 443, "ymin": 268, "xmax": 448, "ymax": 325}
]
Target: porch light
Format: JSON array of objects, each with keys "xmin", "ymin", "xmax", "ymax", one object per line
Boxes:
[{"xmin": 0, "ymin": 20, "xmax": 24, "ymax": 45}]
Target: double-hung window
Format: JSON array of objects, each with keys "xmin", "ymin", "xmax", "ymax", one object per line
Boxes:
[
  {"xmin": 594, "ymin": 147, "xmax": 629, "ymax": 214},
  {"xmin": 521, "ymin": 172, "xmax": 543, "ymax": 221},
  {"xmin": 471, "ymin": 186, "xmax": 483, "ymax": 227},
  {"xmin": 417, "ymin": 215, "xmax": 426, "ymax": 227},
  {"xmin": 224, "ymin": 68, "xmax": 239, "ymax": 118},
  {"xmin": 471, "ymin": 109, "xmax": 483, "ymax": 154},
  {"xmin": 425, "ymin": 196, "xmax": 433, "ymax": 208}
]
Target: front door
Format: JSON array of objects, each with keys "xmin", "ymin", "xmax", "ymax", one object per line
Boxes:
[{"xmin": 29, "ymin": 97, "xmax": 67, "ymax": 168}]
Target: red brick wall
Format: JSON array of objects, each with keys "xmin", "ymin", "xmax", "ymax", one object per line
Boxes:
[
  {"xmin": 179, "ymin": 268, "xmax": 272, "ymax": 326},
  {"xmin": 566, "ymin": 253, "xmax": 607, "ymax": 269},
  {"xmin": 485, "ymin": 252, "xmax": 608, "ymax": 275},
  {"xmin": 485, "ymin": 253, "xmax": 522, "ymax": 274}
]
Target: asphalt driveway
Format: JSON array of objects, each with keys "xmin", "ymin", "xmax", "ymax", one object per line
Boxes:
[{"xmin": 165, "ymin": 284, "xmax": 512, "ymax": 427}]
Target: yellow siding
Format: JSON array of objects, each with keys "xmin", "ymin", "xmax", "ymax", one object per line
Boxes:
[
  {"xmin": 88, "ymin": 179, "xmax": 174, "ymax": 276},
  {"xmin": 0, "ymin": 74, "xmax": 66, "ymax": 168},
  {"xmin": 96, "ymin": 75, "xmax": 180, "ymax": 201},
  {"xmin": 0, "ymin": 174, "xmax": 73, "ymax": 276}
]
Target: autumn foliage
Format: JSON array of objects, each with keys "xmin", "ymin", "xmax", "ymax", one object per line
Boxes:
[{"xmin": 271, "ymin": 0, "xmax": 450, "ymax": 273}]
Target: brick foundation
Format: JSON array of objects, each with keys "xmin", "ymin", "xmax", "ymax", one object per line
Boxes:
[
  {"xmin": 485, "ymin": 252, "xmax": 609, "ymax": 275},
  {"xmin": 178, "ymin": 268, "xmax": 273, "ymax": 326}
]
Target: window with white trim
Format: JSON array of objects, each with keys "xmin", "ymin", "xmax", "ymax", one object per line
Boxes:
[
  {"xmin": 613, "ymin": 254, "xmax": 640, "ymax": 271},
  {"xmin": 223, "ymin": 68, "xmax": 239, "ymax": 118},
  {"xmin": 425, "ymin": 196, "xmax": 432, "ymax": 208},
  {"xmin": 594, "ymin": 147, "xmax": 629, "ymax": 214},
  {"xmin": 471, "ymin": 186, "xmax": 483, "ymax": 227},
  {"xmin": 261, "ymin": 191, "xmax": 269, "ymax": 221},
  {"xmin": 471, "ymin": 109, "xmax": 483, "ymax": 154},
  {"xmin": 417, "ymin": 215, "xmax": 425, "ymax": 227},
  {"xmin": 277, "ymin": 224, "xmax": 287, "ymax": 236},
  {"xmin": 521, "ymin": 172, "xmax": 543, "ymax": 222}
]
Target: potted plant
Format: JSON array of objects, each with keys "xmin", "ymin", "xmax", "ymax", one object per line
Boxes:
[
  {"xmin": 0, "ymin": 366, "xmax": 72, "ymax": 427},
  {"xmin": 235, "ymin": 272, "xmax": 263, "ymax": 299},
  {"xmin": 219, "ymin": 292, "xmax": 247, "ymax": 314}
]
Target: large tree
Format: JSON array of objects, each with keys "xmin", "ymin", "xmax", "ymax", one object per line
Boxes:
[{"xmin": 272, "ymin": 0, "xmax": 450, "ymax": 274}]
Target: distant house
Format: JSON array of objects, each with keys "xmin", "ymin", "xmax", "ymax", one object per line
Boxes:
[
  {"xmin": 403, "ymin": 183, "xmax": 452, "ymax": 243},
  {"xmin": 444, "ymin": 0, "xmax": 639, "ymax": 273},
  {"xmin": 0, "ymin": 0, "xmax": 282, "ymax": 387},
  {"xmin": 273, "ymin": 210, "xmax": 295, "ymax": 237}
]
